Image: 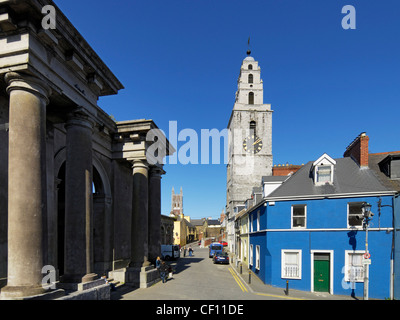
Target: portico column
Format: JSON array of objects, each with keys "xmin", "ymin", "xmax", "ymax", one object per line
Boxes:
[
  {"xmin": 148, "ymin": 166, "xmax": 164, "ymax": 263},
  {"xmin": 62, "ymin": 109, "xmax": 97, "ymax": 284},
  {"xmin": 130, "ymin": 159, "xmax": 151, "ymax": 268},
  {"xmin": 1, "ymin": 72, "xmax": 51, "ymax": 298}
]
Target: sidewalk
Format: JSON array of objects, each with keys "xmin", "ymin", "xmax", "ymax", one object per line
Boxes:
[{"xmin": 229, "ymin": 257, "xmax": 357, "ymax": 300}]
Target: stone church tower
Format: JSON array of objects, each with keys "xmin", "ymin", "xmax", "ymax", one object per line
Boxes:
[
  {"xmin": 226, "ymin": 51, "xmax": 273, "ymax": 220},
  {"xmin": 170, "ymin": 187, "xmax": 183, "ymax": 217}
]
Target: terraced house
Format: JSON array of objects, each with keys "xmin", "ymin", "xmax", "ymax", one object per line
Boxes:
[{"xmin": 244, "ymin": 133, "xmax": 400, "ymax": 299}]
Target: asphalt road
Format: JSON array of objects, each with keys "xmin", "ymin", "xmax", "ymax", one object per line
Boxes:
[{"xmin": 112, "ymin": 244, "xmax": 263, "ymax": 300}]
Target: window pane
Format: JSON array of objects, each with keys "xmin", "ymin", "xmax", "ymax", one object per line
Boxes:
[
  {"xmin": 348, "ymin": 253, "xmax": 364, "ymax": 281},
  {"xmin": 285, "ymin": 252, "xmax": 298, "ymax": 265},
  {"xmin": 348, "ymin": 202, "xmax": 363, "ymax": 226},
  {"xmin": 293, "ymin": 217, "xmax": 305, "ymax": 227},
  {"xmin": 283, "ymin": 252, "xmax": 300, "ymax": 278},
  {"xmin": 292, "ymin": 205, "xmax": 306, "ymax": 227},
  {"xmin": 316, "ymin": 165, "xmax": 331, "ymax": 182}
]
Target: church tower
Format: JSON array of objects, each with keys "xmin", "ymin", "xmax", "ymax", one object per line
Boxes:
[
  {"xmin": 170, "ymin": 187, "xmax": 183, "ymax": 217},
  {"xmin": 226, "ymin": 50, "xmax": 273, "ymax": 220}
]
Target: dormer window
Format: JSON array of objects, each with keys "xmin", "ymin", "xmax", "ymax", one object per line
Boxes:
[
  {"xmin": 313, "ymin": 153, "xmax": 336, "ymax": 185},
  {"xmin": 316, "ymin": 165, "xmax": 332, "ymax": 183}
]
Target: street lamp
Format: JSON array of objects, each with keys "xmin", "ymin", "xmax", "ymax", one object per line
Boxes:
[{"xmin": 361, "ymin": 202, "xmax": 373, "ymax": 300}]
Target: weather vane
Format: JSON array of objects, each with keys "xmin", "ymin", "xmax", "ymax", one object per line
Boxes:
[{"xmin": 247, "ymin": 37, "xmax": 251, "ymax": 56}]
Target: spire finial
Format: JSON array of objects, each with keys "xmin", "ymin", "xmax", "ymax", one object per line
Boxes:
[{"xmin": 247, "ymin": 37, "xmax": 251, "ymax": 56}]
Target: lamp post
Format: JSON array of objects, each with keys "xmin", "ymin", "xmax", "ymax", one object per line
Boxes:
[{"xmin": 362, "ymin": 202, "xmax": 373, "ymax": 300}]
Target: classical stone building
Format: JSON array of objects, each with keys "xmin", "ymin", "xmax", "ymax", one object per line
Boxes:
[
  {"xmin": 226, "ymin": 51, "xmax": 273, "ymax": 252},
  {"xmin": 161, "ymin": 215, "xmax": 175, "ymax": 245},
  {"xmin": 0, "ymin": 0, "xmax": 173, "ymax": 299}
]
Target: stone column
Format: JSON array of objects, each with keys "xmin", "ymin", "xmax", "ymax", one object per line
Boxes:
[
  {"xmin": 148, "ymin": 166, "xmax": 164, "ymax": 263},
  {"xmin": 62, "ymin": 109, "xmax": 97, "ymax": 284},
  {"xmin": 130, "ymin": 159, "xmax": 150, "ymax": 268},
  {"xmin": 1, "ymin": 72, "xmax": 51, "ymax": 298}
]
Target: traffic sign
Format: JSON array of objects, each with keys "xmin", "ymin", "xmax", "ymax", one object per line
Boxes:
[
  {"xmin": 363, "ymin": 259, "xmax": 371, "ymax": 265},
  {"xmin": 364, "ymin": 252, "xmax": 371, "ymax": 259}
]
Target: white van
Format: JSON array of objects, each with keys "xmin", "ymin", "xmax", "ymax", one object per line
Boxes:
[{"xmin": 161, "ymin": 245, "xmax": 180, "ymax": 261}]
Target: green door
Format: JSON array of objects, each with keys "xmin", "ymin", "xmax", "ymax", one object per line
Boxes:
[{"xmin": 314, "ymin": 254, "xmax": 330, "ymax": 293}]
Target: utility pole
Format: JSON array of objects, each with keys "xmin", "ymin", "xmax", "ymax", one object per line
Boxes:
[
  {"xmin": 362, "ymin": 203, "xmax": 373, "ymax": 300},
  {"xmin": 364, "ymin": 218, "xmax": 369, "ymax": 300}
]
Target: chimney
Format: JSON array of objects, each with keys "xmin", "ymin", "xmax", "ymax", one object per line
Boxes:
[{"xmin": 344, "ymin": 132, "xmax": 369, "ymax": 167}]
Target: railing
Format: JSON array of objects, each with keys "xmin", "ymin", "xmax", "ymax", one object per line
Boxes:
[{"xmin": 283, "ymin": 266, "xmax": 299, "ymax": 278}]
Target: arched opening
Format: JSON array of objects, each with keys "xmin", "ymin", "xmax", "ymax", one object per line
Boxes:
[
  {"xmin": 248, "ymin": 64, "xmax": 253, "ymax": 70},
  {"xmin": 249, "ymin": 92, "xmax": 254, "ymax": 105},
  {"xmin": 250, "ymin": 121, "xmax": 256, "ymax": 137},
  {"xmin": 56, "ymin": 160, "xmax": 112, "ymax": 278},
  {"xmin": 248, "ymin": 74, "xmax": 253, "ymax": 84},
  {"xmin": 92, "ymin": 165, "xmax": 108, "ymax": 276}
]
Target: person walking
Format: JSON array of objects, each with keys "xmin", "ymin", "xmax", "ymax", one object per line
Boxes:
[
  {"xmin": 156, "ymin": 256, "xmax": 161, "ymax": 271},
  {"xmin": 188, "ymin": 246, "xmax": 193, "ymax": 257},
  {"xmin": 159, "ymin": 261, "xmax": 169, "ymax": 283},
  {"xmin": 183, "ymin": 246, "xmax": 187, "ymax": 257}
]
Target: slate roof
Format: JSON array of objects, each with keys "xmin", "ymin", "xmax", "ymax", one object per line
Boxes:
[
  {"xmin": 267, "ymin": 156, "xmax": 396, "ymax": 199},
  {"xmin": 369, "ymin": 152, "xmax": 400, "ymax": 193},
  {"xmin": 191, "ymin": 219, "xmax": 205, "ymax": 226},
  {"xmin": 207, "ymin": 219, "xmax": 221, "ymax": 226},
  {"xmin": 262, "ymin": 176, "xmax": 289, "ymax": 183}
]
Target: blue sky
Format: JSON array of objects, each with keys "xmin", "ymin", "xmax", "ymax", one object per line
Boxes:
[{"xmin": 55, "ymin": 0, "xmax": 400, "ymax": 219}]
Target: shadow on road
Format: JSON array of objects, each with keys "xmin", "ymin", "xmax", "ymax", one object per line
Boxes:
[
  {"xmin": 169, "ymin": 256, "xmax": 203, "ymax": 274},
  {"xmin": 110, "ymin": 255, "xmax": 204, "ymax": 300}
]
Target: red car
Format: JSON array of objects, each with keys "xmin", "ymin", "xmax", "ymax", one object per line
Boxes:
[{"xmin": 219, "ymin": 241, "xmax": 228, "ymax": 246}]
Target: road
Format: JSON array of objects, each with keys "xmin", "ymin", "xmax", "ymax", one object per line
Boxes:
[{"xmin": 111, "ymin": 244, "xmax": 264, "ymax": 300}]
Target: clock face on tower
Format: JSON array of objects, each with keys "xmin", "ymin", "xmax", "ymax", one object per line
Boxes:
[{"xmin": 243, "ymin": 135, "xmax": 263, "ymax": 154}]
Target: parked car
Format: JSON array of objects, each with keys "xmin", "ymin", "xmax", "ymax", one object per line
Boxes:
[
  {"xmin": 209, "ymin": 242, "xmax": 223, "ymax": 258},
  {"xmin": 213, "ymin": 252, "xmax": 229, "ymax": 264},
  {"xmin": 219, "ymin": 241, "xmax": 228, "ymax": 246}
]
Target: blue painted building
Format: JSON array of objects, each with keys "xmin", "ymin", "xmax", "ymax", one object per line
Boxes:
[{"xmin": 246, "ymin": 146, "xmax": 399, "ymax": 299}]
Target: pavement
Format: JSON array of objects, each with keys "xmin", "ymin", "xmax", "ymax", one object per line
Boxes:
[
  {"xmin": 111, "ymin": 243, "xmax": 361, "ymax": 301},
  {"xmin": 228, "ymin": 256, "xmax": 358, "ymax": 300}
]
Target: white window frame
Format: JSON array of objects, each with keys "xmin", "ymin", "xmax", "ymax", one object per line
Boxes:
[
  {"xmin": 249, "ymin": 244, "xmax": 253, "ymax": 266},
  {"xmin": 257, "ymin": 210, "xmax": 260, "ymax": 231},
  {"xmin": 281, "ymin": 249, "xmax": 302, "ymax": 280},
  {"xmin": 291, "ymin": 204, "xmax": 307, "ymax": 229},
  {"xmin": 347, "ymin": 202, "xmax": 364, "ymax": 229},
  {"xmin": 250, "ymin": 215, "xmax": 253, "ymax": 233},
  {"xmin": 344, "ymin": 250, "xmax": 365, "ymax": 282},
  {"xmin": 255, "ymin": 245, "xmax": 260, "ymax": 270},
  {"xmin": 313, "ymin": 153, "xmax": 336, "ymax": 186}
]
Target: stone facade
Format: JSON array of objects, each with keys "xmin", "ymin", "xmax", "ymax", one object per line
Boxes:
[
  {"xmin": 0, "ymin": 0, "xmax": 174, "ymax": 299},
  {"xmin": 160, "ymin": 215, "xmax": 175, "ymax": 245},
  {"xmin": 170, "ymin": 187, "xmax": 183, "ymax": 217},
  {"xmin": 226, "ymin": 53, "xmax": 273, "ymax": 253}
]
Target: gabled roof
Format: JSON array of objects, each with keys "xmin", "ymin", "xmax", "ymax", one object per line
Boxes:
[
  {"xmin": 267, "ymin": 156, "xmax": 396, "ymax": 200},
  {"xmin": 191, "ymin": 219, "xmax": 205, "ymax": 226},
  {"xmin": 207, "ymin": 219, "xmax": 221, "ymax": 226},
  {"xmin": 313, "ymin": 153, "xmax": 336, "ymax": 166}
]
